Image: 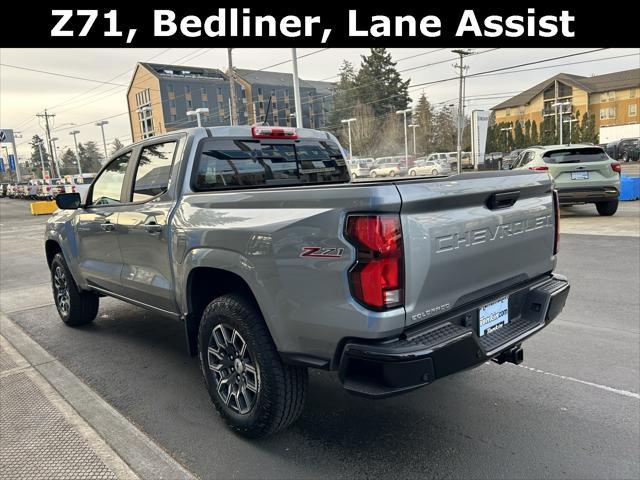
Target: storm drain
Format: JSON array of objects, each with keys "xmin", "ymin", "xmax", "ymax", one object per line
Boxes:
[{"xmin": 0, "ymin": 371, "xmax": 118, "ymax": 480}]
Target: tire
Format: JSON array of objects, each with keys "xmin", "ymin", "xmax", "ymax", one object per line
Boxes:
[
  {"xmin": 370, "ymin": 171, "xmax": 377, "ymax": 178},
  {"xmin": 50, "ymin": 253, "xmax": 99, "ymax": 326},
  {"xmin": 351, "ymin": 173, "xmax": 357, "ymax": 180},
  {"xmin": 389, "ymin": 170, "xmax": 396, "ymax": 177},
  {"xmin": 409, "ymin": 170, "xmax": 417, "ymax": 176},
  {"xmin": 198, "ymin": 294, "xmax": 307, "ymax": 438},
  {"xmin": 595, "ymin": 200, "xmax": 618, "ymax": 216},
  {"xmin": 432, "ymin": 169, "xmax": 439, "ymax": 175}
]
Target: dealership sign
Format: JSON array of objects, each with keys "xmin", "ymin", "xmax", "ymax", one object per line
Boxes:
[{"xmin": 471, "ymin": 110, "xmax": 491, "ymax": 169}]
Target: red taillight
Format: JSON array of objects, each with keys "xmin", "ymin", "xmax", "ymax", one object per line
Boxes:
[
  {"xmin": 611, "ymin": 162, "xmax": 622, "ymax": 174},
  {"xmin": 251, "ymin": 125, "xmax": 297, "ymax": 139},
  {"xmin": 552, "ymin": 189, "xmax": 560, "ymax": 255},
  {"xmin": 345, "ymin": 215, "xmax": 403, "ymax": 310},
  {"xmin": 529, "ymin": 166, "xmax": 549, "ymax": 171}
]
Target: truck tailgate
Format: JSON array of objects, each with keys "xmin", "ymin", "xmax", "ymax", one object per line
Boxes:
[{"xmin": 396, "ymin": 171, "xmax": 556, "ymax": 328}]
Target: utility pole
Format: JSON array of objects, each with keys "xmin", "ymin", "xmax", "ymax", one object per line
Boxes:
[
  {"xmin": 291, "ymin": 49, "xmax": 303, "ymax": 129},
  {"xmin": 563, "ymin": 117, "xmax": 578, "ymax": 144},
  {"xmin": 36, "ymin": 109, "xmax": 58, "ymax": 178},
  {"xmin": 227, "ymin": 48, "xmax": 238, "ymax": 126},
  {"xmin": 69, "ymin": 130, "xmax": 82, "ymax": 175},
  {"xmin": 95, "ymin": 121, "xmax": 109, "ymax": 160},
  {"xmin": 452, "ymin": 49, "xmax": 472, "ymax": 174}
]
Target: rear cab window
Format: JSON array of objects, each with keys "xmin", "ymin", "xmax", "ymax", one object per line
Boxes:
[
  {"xmin": 193, "ymin": 138, "xmax": 349, "ymax": 190},
  {"xmin": 543, "ymin": 147, "xmax": 609, "ymax": 164}
]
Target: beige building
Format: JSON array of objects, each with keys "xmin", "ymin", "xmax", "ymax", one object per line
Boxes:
[{"xmin": 492, "ymin": 68, "xmax": 640, "ymax": 134}]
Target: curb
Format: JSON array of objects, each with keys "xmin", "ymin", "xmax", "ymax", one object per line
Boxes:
[{"xmin": 0, "ymin": 313, "xmax": 197, "ymax": 480}]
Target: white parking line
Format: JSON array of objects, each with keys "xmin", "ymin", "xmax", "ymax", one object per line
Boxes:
[{"xmin": 516, "ymin": 364, "xmax": 640, "ymax": 400}]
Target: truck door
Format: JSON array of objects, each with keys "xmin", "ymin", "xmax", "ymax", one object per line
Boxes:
[
  {"xmin": 117, "ymin": 139, "xmax": 179, "ymax": 314},
  {"xmin": 76, "ymin": 150, "xmax": 133, "ymax": 295}
]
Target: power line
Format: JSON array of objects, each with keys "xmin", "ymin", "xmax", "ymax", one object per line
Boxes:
[{"xmin": 0, "ymin": 64, "xmax": 128, "ymax": 86}]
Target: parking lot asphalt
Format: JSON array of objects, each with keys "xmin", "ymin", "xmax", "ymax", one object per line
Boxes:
[{"xmin": 1, "ymin": 198, "xmax": 639, "ymax": 479}]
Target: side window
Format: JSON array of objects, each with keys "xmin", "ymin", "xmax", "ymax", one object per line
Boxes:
[
  {"xmin": 132, "ymin": 141, "xmax": 177, "ymax": 202},
  {"xmin": 90, "ymin": 152, "xmax": 132, "ymax": 205}
]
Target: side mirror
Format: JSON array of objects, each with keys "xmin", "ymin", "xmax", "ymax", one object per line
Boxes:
[{"xmin": 55, "ymin": 192, "xmax": 81, "ymax": 210}]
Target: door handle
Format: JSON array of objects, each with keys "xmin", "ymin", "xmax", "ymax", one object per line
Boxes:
[
  {"xmin": 144, "ymin": 222, "xmax": 163, "ymax": 234},
  {"xmin": 100, "ymin": 221, "xmax": 115, "ymax": 232}
]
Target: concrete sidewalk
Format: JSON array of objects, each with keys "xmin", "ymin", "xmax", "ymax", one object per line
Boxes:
[{"xmin": 0, "ymin": 314, "xmax": 195, "ymax": 480}]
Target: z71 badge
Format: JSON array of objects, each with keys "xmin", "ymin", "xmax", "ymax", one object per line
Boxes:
[{"xmin": 300, "ymin": 247, "xmax": 344, "ymax": 258}]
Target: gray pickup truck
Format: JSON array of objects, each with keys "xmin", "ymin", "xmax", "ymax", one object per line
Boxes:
[{"xmin": 45, "ymin": 125, "xmax": 569, "ymax": 438}]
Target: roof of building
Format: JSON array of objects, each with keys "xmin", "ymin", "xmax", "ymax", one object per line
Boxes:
[
  {"xmin": 139, "ymin": 62, "xmax": 228, "ymax": 82},
  {"xmin": 492, "ymin": 68, "xmax": 640, "ymax": 110},
  {"xmin": 234, "ymin": 69, "xmax": 335, "ymax": 92}
]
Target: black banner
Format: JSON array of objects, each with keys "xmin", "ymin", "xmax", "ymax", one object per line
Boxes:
[{"xmin": 1, "ymin": 4, "xmax": 638, "ymax": 47}]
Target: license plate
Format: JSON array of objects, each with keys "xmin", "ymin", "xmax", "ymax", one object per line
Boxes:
[
  {"xmin": 571, "ymin": 171, "xmax": 589, "ymax": 180},
  {"xmin": 479, "ymin": 296, "xmax": 509, "ymax": 336}
]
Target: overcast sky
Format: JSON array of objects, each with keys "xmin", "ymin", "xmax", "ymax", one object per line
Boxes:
[{"xmin": 1, "ymin": 47, "xmax": 638, "ymax": 158}]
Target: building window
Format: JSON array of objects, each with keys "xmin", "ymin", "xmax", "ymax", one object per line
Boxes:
[
  {"xmin": 168, "ymin": 84, "xmax": 174, "ymax": 94},
  {"xmin": 271, "ymin": 89, "xmax": 276, "ymax": 97},
  {"xmin": 518, "ymin": 106, "xmax": 525, "ymax": 115},
  {"xmin": 170, "ymin": 115, "xmax": 177, "ymax": 123},
  {"xmin": 169, "ymin": 99, "xmax": 176, "ymax": 109},
  {"xmin": 600, "ymin": 93, "xmax": 608, "ymax": 103},
  {"xmin": 257, "ymin": 88, "xmax": 263, "ymax": 96},
  {"xmin": 608, "ymin": 107, "xmax": 616, "ymax": 119},
  {"xmin": 609, "ymin": 91, "xmax": 616, "ymax": 101},
  {"xmin": 506, "ymin": 108, "xmax": 511, "ymax": 116},
  {"xmin": 185, "ymin": 85, "xmax": 191, "ymax": 94},
  {"xmin": 284, "ymin": 89, "xmax": 289, "ymax": 97},
  {"xmin": 629, "ymin": 104, "xmax": 637, "ymax": 117},
  {"xmin": 600, "ymin": 109, "xmax": 607, "ymax": 120},
  {"xmin": 217, "ymin": 87, "xmax": 222, "ymax": 96},
  {"xmin": 202, "ymin": 100, "xmax": 209, "ymax": 109},
  {"xmin": 259, "ymin": 101, "xmax": 264, "ymax": 110},
  {"xmin": 187, "ymin": 99, "xmax": 193, "ymax": 109},
  {"xmin": 630, "ymin": 89, "xmax": 637, "ymax": 99}
]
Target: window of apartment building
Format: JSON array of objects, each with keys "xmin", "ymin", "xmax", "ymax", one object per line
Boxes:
[
  {"xmin": 168, "ymin": 84, "xmax": 174, "ymax": 94},
  {"xmin": 609, "ymin": 91, "xmax": 616, "ymax": 101},
  {"xmin": 201, "ymin": 87, "xmax": 207, "ymax": 96},
  {"xmin": 217, "ymin": 87, "xmax": 222, "ymax": 96},
  {"xmin": 170, "ymin": 115, "xmax": 177, "ymax": 123},
  {"xmin": 185, "ymin": 85, "xmax": 191, "ymax": 94},
  {"xmin": 202, "ymin": 100, "xmax": 209, "ymax": 109},
  {"xmin": 608, "ymin": 107, "xmax": 616, "ymax": 118},
  {"xmin": 259, "ymin": 101, "xmax": 264, "ymax": 110},
  {"xmin": 630, "ymin": 89, "xmax": 637, "ymax": 99},
  {"xmin": 506, "ymin": 108, "xmax": 511, "ymax": 116},
  {"xmin": 135, "ymin": 89, "xmax": 151, "ymax": 107},
  {"xmin": 257, "ymin": 87, "xmax": 263, "ymax": 96},
  {"xmin": 271, "ymin": 89, "xmax": 276, "ymax": 97},
  {"xmin": 629, "ymin": 104, "xmax": 637, "ymax": 117},
  {"xmin": 518, "ymin": 106, "xmax": 525, "ymax": 115},
  {"xmin": 285, "ymin": 89, "xmax": 289, "ymax": 97},
  {"xmin": 600, "ymin": 109, "xmax": 607, "ymax": 120},
  {"xmin": 169, "ymin": 99, "xmax": 176, "ymax": 109},
  {"xmin": 187, "ymin": 99, "xmax": 193, "ymax": 109}
]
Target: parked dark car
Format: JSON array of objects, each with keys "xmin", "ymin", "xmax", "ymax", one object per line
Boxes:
[{"xmin": 605, "ymin": 138, "xmax": 640, "ymax": 162}]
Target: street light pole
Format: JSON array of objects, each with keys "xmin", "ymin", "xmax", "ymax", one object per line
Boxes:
[
  {"xmin": 409, "ymin": 124, "xmax": 420, "ymax": 156},
  {"xmin": 50, "ymin": 137, "xmax": 61, "ymax": 177},
  {"xmin": 552, "ymin": 101, "xmax": 570, "ymax": 145},
  {"xmin": 36, "ymin": 141, "xmax": 46, "ymax": 180},
  {"xmin": 563, "ymin": 117, "xmax": 578, "ymax": 144},
  {"xmin": 291, "ymin": 48, "xmax": 304, "ymax": 129},
  {"xmin": 227, "ymin": 48, "xmax": 238, "ymax": 126},
  {"xmin": 187, "ymin": 107, "xmax": 210, "ymax": 128},
  {"xmin": 69, "ymin": 130, "xmax": 82, "ymax": 175},
  {"xmin": 341, "ymin": 118, "xmax": 356, "ymax": 160},
  {"xmin": 95, "ymin": 121, "xmax": 109, "ymax": 160},
  {"xmin": 396, "ymin": 108, "xmax": 412, "ymax": 169}
]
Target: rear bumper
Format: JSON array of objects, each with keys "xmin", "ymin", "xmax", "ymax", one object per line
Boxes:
[
  {"xmin": 557, "ymin": 186, "xmax": 619, "ymax": 204},
  {"xmin": 338, "ymin": 274, "xmax": 569, "ymax": 398}
]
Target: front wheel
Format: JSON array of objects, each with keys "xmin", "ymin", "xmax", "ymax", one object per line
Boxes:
[
  {"xmin": 389, "ymin": 170, "xmax": 396, "ymax": 177},
  {"xmin": 198, "ymin": 294, "xmax": 307, "ymax": 438},
  {"xmin": 351, "ymin": 173, "xmax": 357, "ymax": 180},
  {"xmin": 370, "ymin": 171, "xmax": 377, "ymax": 178},
  {"xmin": 409, "ymin": 170, "xmax": 417, "ymax": 176},
  {"xmin": 432, "ymin": 169, "xmax": 439, "ymax": 175},
  {"xmin": 595, "ymin": 200, "xmax": 618, "ymax": 216},
  {"xmin": 622, "ymin": 152, "xmax": 629, "ymax": 162},
  {"xmin": 50, "ymin": 253, "xmax": 99, "ymax": 326}
]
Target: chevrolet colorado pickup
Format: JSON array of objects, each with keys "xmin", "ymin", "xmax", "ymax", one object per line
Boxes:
[{"xmin": 45, "ymin": 125, "xmax": 569, "ymax": 438}]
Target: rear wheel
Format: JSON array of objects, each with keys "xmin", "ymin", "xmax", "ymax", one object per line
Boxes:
[
  {"xmin": 198, "ymin": 294, "xmax": 307, "ymax": 438},
  {"xmin": 432, "ymin": 169, "xmax": 439, "ymax": 175},
  {"xmin": 370, "ymin": 171, "xmax": 377, "ymax": 178},
  {"xmin": 50, "ymin": 253, "xmax": 99, "ymax": 326},
  {"xmin": 409, "ymin": 170, "xmax": 417, "ymax": 176},
  {"xmin": 351, "ymin": 173, "xmax": 357, "ymax": 179},
  {"xmin": 595, "ymin": 200, "xmax": 618, "ymax": 216},
  {"xmin": 389, "ymin": 170, "xmax": 396, "ymax": 177},
  {"xmin": 622, "ymin": 152, "xmax": 629, "ymax": 162}
]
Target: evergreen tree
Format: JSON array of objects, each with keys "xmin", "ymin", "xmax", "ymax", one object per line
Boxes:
[
  {"xmin": 355, "ymin": 48, "xmax": 411, "ymax": 117},
  {"xmin": 580, "ymin": 112, "xmax": 598, "ymax": 144},
  {"xmin": 77, "ymin": 141, "xmax": 104, "ymax": 173},
  {"xmin": 531, "ymin": 121, "xmax": 539, "ymax": 145},
  {"xmin": 328, "ymin": 60, "xmax": 358, "ymax": 139},
  {"xmin": 59, "ymin": 148, "xmax": 78, "ymax": 176},
  {"xmin": 111, "ymin": 138, "xmax": 125, "ymax": 155},
  {"xmin": 524, "ymin": 120, "xmax": 532, "ymax": 147},
  {"xmin": 414, "ymin": 94, "xmax": 434, "ymax": 155},
  {"xmin": 29, "ymin": 135, "xmax": 52, "ymax": 178},
  {"xmin": 514, "ymin": 121, "xmax": 525, "ymax": 149}
]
